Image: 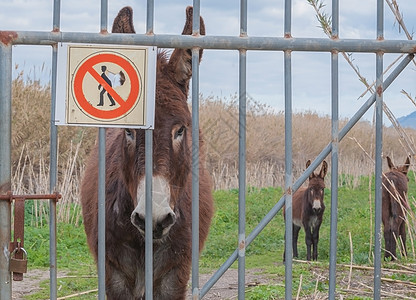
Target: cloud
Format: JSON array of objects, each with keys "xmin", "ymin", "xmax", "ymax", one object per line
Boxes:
[{"xmin": 2, "ymin": 0, "xmax": 415, "ymax": 123}]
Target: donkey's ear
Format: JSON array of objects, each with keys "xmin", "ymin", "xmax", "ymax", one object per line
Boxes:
[
  {"xmin": 112, "ymin": 6, "xmax": 136, "ymax": 34},
  {"xmin": 386, "ymin": 156, "xmax": 394, "ymax": 170},
  {"xmin": 167, "ymin": 6, "xmax": 205, "ymax": 95},
  {"xmin": 306, "ymin": 160, "xmax": 314, "ymax": 179},
  {"xmin": 403, "ymin": 155, "xmax": 411, "ymax": 174},
  {"xmin": 319, "ymin": 161, "xmax": 328, "ymax": 179}
]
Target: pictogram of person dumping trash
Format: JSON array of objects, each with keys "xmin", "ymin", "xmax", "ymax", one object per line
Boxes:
[{"xmin": 97, "ymin": 65, "xmax": 126, "ymax": 106}]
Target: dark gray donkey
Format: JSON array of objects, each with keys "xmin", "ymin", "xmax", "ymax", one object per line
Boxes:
[
  {"xmin": 382, "ymin": 155, "xmax": 411, "ymax": 261},
  {"xmin": 284, "ymin": 160, "xmax": 328, "ymax": 261}
]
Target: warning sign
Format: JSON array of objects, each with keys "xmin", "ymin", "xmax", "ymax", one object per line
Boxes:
[{"xmin": 55, "ymin": 44, "xmax": 156, "ymax": 128}]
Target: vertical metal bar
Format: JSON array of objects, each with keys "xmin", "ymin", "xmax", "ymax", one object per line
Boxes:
[
  {"xmin": 100, "ymin": 0, "xmax": 108, "ymax": 32},
  {"xmin": 374, "ymin": 56, "xmax": 383, "ymax": 300},
  {"xmin": 52, "ymin": 0, "xmax": 60, "ymax": 32},
  {"xmin": 192, "ymin": 0, "xmax": 201, "ymax": 35},
  {"xmin": 49, "ymin": 43, "xmax": 59, "ymax": 300},
  {"xmin": 191, "ymin": 2, "xmax": 201, "ymax": 298},
  {"xmin": 97, "ymin": 128, "xmax": 106, "ymax": 300},
  {"xmin": 146, "ymin": 0, "xmax": 154, "ymax": 34},
  {"xmin": 145, "ymin": 130, "xmax": 153, "ymax": 300},
  {"xmin": 191, "ymin": 46, "xmax": 200, "ymax": 299},
  {"xmin": 328, "ymin": 0, "xmax": 339, "ymax": 299},
  {"xmin": 0, "ymin": 42, "xmax": 12, "ymax": 300},
  {"xmin": 374, "ymin": 0, "xmax": 384, "ymax": 298},
  {"xmin": 238, "ymin": 1, "xmax": 247, "ymax": 299},
  {"xmin": 284, "ymin": 50, "xmax": 293, "ymax": 300},
  {"xmin": 284, "ymin": 0, "xmax": 293, "ymax": 299},
  {"xmin": 237, "ymin": 51, "xmax": 247, "ymax": 299},
  {"xmin": 49, "ymin": 1, "xmax": 61, "ymax": 299},
  {"xmin": 98, "ymin": 2, "xmax": 108, "ymax": 299},
  {"xmin": 145, "ymin": 2, "xmax": 154, "ymax": 299}
]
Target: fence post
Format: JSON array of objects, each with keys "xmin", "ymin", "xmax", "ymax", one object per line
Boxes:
[
  {"xmin": 329, "ymin": 0, "xmax": 339, "ymax": 298},
  {"xmin": 0, "ymin": 42, "xmax": 12, "ymax": 300},
  {"xmin": 283, "ymin": 1, "xmax": 293, "ymax": 299}
]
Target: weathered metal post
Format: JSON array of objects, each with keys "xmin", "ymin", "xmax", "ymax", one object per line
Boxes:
[{"xmin": 0, "ymin": 39, "xmax": 13, "ymax": 300}]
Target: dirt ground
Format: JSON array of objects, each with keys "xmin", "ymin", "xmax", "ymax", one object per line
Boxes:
[
  {"xmin": 11, "ymin": 268, "xmax": 265, "ymax": 300},
  {"xmin": 188, "ymin": 268, "xmax": 267, "ymax": 299},
  {"xmin": 11, "ymin": 264, "xmax": 416, "ymax": 299}
]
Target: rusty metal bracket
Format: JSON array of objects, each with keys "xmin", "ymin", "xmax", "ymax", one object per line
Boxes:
[
  {"xmin": 0, "ymin": 191, "xmax": 61, "ymax": 281},
  {"xmin": 0, "ymin": 191, "xmax": 61, "ymax": 203}
]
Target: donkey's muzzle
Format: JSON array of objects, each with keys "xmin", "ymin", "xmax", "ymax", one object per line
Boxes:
[
  {"xmin": 131, "ymin": 211, "xmax": 176, "ymax": 240},
  {"xmin": 312, "ymin": 200, "xmax": 322, "ymax": 214},
  {"xmin": 313, "ymin": 207, "xmax": 322, "ymax": 214}
]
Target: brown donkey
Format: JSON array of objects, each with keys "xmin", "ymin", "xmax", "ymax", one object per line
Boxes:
[
  {"xmin": 382, "ymin": 155, "xmax": 411, "ymax": 261},
  {"xmin": 80, "ymin": 6, "xmax": 214, "ymax": 299},
  {"xmin": 284, "ymin": 160, "xmax": 328, "ymax": 261}
]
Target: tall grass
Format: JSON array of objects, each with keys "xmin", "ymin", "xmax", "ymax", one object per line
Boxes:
[
  {"xmin": 9, "ymin": 71, "xmax": 416, "ymax": 225},
  {"xmin": 199, "ymin": 95, "xmax": 416, "ymax": 190}
]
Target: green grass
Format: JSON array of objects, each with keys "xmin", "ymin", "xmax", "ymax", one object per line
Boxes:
[{"xmin": 19, "ymin": 171, "xmax": 416, "ymax": 299}]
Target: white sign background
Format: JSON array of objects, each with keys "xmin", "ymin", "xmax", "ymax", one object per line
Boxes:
[{"xmin": 55, "ymin": 43, "xmax": 156, "ymax": 129}]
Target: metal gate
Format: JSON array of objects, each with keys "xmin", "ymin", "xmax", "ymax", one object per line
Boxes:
[{"xmin": 1, "ymin": 0, "xmax": 415, "ymax": 299}]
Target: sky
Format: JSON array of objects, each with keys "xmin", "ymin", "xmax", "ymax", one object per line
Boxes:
[{"xmin": 2, "ymin": 0, "xmax": 416, "ymax": 125}]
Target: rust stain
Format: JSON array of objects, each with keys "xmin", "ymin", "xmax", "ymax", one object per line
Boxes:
[
  {"xmin": 239, "ymin": 239, "xmax": 245, "ymax": 250},
  {"xmin": 100, "ymin": 29, "xmax": 109, "ymax": 34},
  {"xmin": 0, "ymin": 31, "xmax": 18, "ymax": 46},
  {"xmin": 376, "ymin": 85, "xmax": 383, "ymax": 97},
  {"xmin": 284, "ymin": 33, "xmax": 292, "ymax": 38},
  {"xmin": 287, "ymin": 187, "xmax": 292, "ymax": 195}
]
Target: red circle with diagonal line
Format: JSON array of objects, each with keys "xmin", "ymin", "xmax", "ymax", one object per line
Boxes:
[{"xmin": 73, "ymin": 53, "xmax": 140, "ymax": 120}]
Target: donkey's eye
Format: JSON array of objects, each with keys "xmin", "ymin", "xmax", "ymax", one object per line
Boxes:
[
  {"xmin": 174, "ymin": 126, "xmax": 185, "ymax": 139},
  {"xmin": 125, "ymin": 128, "xmax": 133, "ymax": 137}
]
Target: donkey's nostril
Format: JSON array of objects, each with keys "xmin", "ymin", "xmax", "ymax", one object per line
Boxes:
[
  {"xmin": 131, "ymin": 212, "xmax": 145, "ymax": 232},
  {"xmin": 160, "ymin": 213, "xmax": 176, "ymax": 230},
  {"xmin": 153, "ymin": 213, "xmax": 176, "ymax": 240}
]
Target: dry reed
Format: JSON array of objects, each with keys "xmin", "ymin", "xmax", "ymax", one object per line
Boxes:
[{"xmin": 9, "ymin": 69, "xmax": 416, "ymax": 225}]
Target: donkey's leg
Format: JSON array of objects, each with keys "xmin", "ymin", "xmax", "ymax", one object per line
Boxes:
[
  {"xmin": 390, "ymin": 221, "xmax": 401, "ymax": 260},
  {"xmin": 105, "ymin": 268, "xmax": 139, "ymax": 300},
  {"xmin": 293, "ymin": 224, "xmax": 301, "ymax": 258},
  {"xmin": 384, "ymin": 218, "xmax": 400, "ymax": 261},
  {"xmin": 311, "ymin": 223, "xmax": 321, "ymax": 261},
  {"xmin": 155, "ymin": 264, "xmax": 190, "ymax": 300},
  {"xmin": 399, "ymin": 221, "xmax": 407, "ymax": 257},
  {"xmin": 383, "ymin": 225, "xmax": 393, "ymax": 260},
  {"xmin": 304, "ymin": 225, "xmax": 313, "ymax": 261}
]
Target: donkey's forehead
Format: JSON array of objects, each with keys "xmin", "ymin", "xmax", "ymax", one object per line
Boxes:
[
  {"xmin": 154, "ymin": 97, "xmax": 191, "ymax": 124},
  {"xmin": 153, "ymin": 53, "xmax": 192, "ymax": 124},
  {"xmin": 309, "ymin": 177, "xmax": 325, "ymax": 188}
]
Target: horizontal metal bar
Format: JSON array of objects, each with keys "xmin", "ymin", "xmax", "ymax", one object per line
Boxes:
[
  {"xmin": 0, "ymin": 193, "xmax": 61, "ymax": 201},
  {"xmin": 2, "ymin": 31, "xmax": 416, "ymax": 53}
]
